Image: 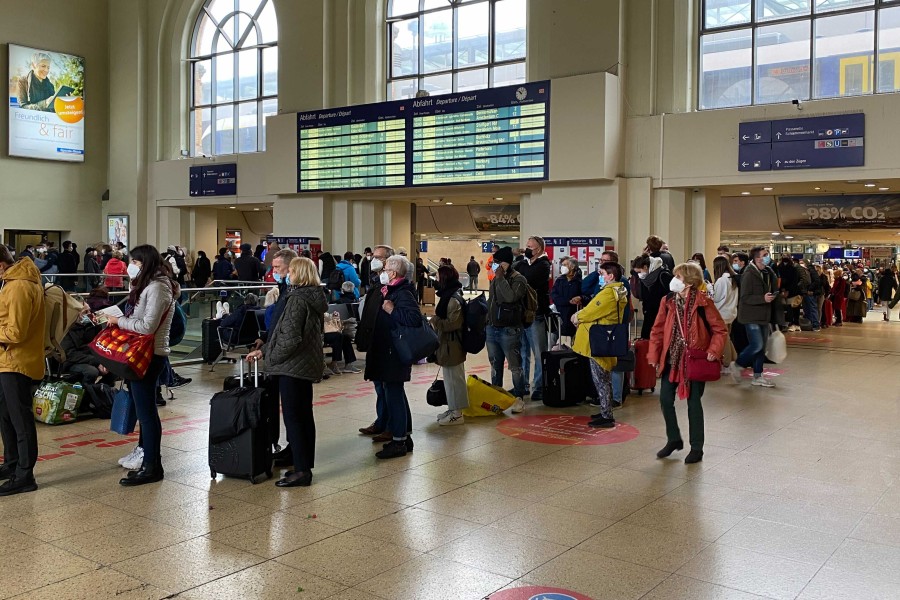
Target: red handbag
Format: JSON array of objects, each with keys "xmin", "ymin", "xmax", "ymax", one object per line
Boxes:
[
  {"xmin": 685, "ymin": 348, "xmax": 721, "ymax": 382},
  {"xmin": 91, "ymin": 306, "xmax": 170, "ymax": 381}
]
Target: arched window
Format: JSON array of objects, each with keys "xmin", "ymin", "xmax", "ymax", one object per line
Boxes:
[
  {"xmin": 190, "ymin": 0, "xmax": 277, "ymax": 156},
  {"xmin": 386, "ymin": 0, "xmax": 526, "ymax": 100}
]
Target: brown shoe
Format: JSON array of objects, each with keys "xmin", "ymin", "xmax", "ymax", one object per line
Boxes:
[
  {"xmin": 371, "ymin": 431, "xmax": 392, "ymax": 443},
  {"xmin": 359, "ymin": 423, "xmax": 382, "ymax": 436}
]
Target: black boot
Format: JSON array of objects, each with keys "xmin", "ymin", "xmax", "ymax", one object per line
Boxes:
[
  {"xmin": 120, "ymin": 465, "xmax": 164, "ymax": 486},
  {"xmin": 384, "ymin": 436, "xmax": 413, "ymax": 453},
  {"xmin": 0, "ymin": 473, "xmax": 38, "ymax": 496},
  {"xmin": 656, "ymin": 440, "xmax": 684, "ymax": 458},
  {"xmin": 684, "ymin": 449, "xmax": 704, "ymax": 464},
  {"xmin": 376, "ymin": 440, "xmax": 408, "ymax": 459}
]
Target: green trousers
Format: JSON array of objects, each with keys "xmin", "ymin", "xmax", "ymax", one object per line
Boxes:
[{"xmin": 659, "ymin": 365, "xmax": 705, "ymax": 450}]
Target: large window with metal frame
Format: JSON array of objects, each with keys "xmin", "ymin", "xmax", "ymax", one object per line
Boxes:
[
  {"xmin": 700, "ymin": 0, "xmax": 900, "ymax": 109},
  {"xmin": 189, "ymin": 0, "xmax": 277, "ymax": 156},
  {"xmin": 386, "ymin": 0, "xmax": 526, "ymax": 100}
]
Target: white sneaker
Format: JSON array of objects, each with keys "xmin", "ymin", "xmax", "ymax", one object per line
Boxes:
[
  {"xmin": 438, "ymin": 411, "xmax": 465, "ymax": 426},
  {"xmin": 511, "ymin": 397, "xmax": 526, "ymax": 414},
  {"xmin": 751, "ymin": 376, "xmax": 776, "ymax": 388},
  {"xmin": 728, "ymin": 361, "xmax": 743, "ymax": 385},
  {"xmin": 435, "ymin": 409, "xmax": 452, "ymax": 422},
  {"xmin": 215, "ymin": 301, "xmax": 225, "ymax": 319},
  {"xmin": 223, "ymin": 302, "xmax": 231, "ymax": 315},
  {"xmin": 788, "ymin": 325, "xmax": 801, "ymax": 332},
  {"xmin": 120, "ymin": 446, "xmax": 144, "ymax": 470}
]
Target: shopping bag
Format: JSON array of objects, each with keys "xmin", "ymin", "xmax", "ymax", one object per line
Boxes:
[
  {"xmin": 462, "ymin": 375, "xmax": 516, "ymax": 417},
  {"xmin": 33, "ymin": 379, "xmax": 84, "ymax": 425},
  {"xmin": 765, "ymin": 329, "xmax": 788, "ymax": 364},
  {"xmin": 110, "ymin": 387, "xmax": 138, "ymax": 435}
]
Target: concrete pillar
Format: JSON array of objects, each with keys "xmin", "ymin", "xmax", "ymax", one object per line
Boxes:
[
  {"xmin": 352, "ymin": 200, "xmax": 378, "ymax": 251},
  {"xmin": 330, "ymin": 199, "xmax": 350, "ymax": 254},
  {"xmin": 623, "ymin": 177, "xmax": 653, "ymax": 262},
  {"xmin": 520, "ymin": 182, "xmax": 621, "ymax": 243},
  {"xmin": 273, "ymin": 196, "xmax": 326, "ymax": 240},
  {"xmin": 652, "ymin": 188, "xmax": 688, "ymax": 264},
  {"xmin": 388, "ymin": 201, "xmax": 413, "ymax": 255},
  {"xmin": 690, "ymin": 189, "xmax": 722, "ymax": 266},
  {"xmin": 189, "ymin": 208, "xmax": 218, "ymax": 259},
  {"xmin": 157, "ymin": 207, "xmax": 184, "ymax": 250}
]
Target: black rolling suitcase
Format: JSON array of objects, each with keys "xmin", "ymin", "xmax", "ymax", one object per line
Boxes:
[
  {"xmin": 541, "ymin": 348, "xmax": 593, "ymax": 407},
  {"xmin": 224, "ymin": 369, "xmax": 281, "ymax": 450},
  {"xmin": 208, "ymin": 358, "xmax": 273, "ymax": 483},
  {"xmin": 202, "ymin": 318, "xmax": 222, "ymax": 364}
]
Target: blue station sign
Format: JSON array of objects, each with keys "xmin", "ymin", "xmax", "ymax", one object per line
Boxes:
[{"xmin": 738, "ymin": 114, "xmax": 864, "ymax": 172}]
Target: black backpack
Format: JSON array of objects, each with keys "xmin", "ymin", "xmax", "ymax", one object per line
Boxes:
[
  {"xmin": 457, "ymin": 292, "xmax": 488, "ymax": 354},
  {"xmin": 328, "ymin": 267, "xmax": 345, "ymax": 291}
]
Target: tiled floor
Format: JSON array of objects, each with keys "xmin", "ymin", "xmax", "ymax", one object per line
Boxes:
[{"xmin": 3, "ymin": 317, "xmax": 900, "ymax": 599}]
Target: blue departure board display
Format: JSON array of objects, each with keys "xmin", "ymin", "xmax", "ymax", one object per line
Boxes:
[{"xmin": 296, "ymin": 81, "xmax": 550, "ymax": 192}]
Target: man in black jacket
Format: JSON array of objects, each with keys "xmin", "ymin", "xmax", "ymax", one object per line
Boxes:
[
  {"xmin": 61, "ymin": 311, "xmax": 114, "ymax": 385},
  {"xmin": 466, "ymin": 256, "xmax": 481, "ymax": 291},
  {"xmin": 802, "ymin": 260, "xmax": 821, "ymax": 332},
  {"xmin": 58, "ymin": 241, "xmax": 78, "ymax": 292},
  {"xmin": 631, "ymin": 254, "xmax": 672, "ymax": 340},
  {"xmin": 513, "ymin": 236, "xmax": 550, "ymax": 402},
  {"xmin": 234, "ymin": 243, "xmax": 264, "ymax": 282}
]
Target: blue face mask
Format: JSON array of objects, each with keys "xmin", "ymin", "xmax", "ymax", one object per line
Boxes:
[
  {"xmin": 732, "ymin": 263, "xmax": 741, "ymax": 271},
  {"xmin": 762, "ymin": 256, "xmax": 772, "ymax": 266},
  {"xmin": 273, "ymin": 273, "xmax": 284, "ymax": 284},
  {"xmin": 597, "ymin": 277, "xmax": 607, "ymax": 289},
  {"xmin": 491, "ymin": 263, "xmax": 500, "ymax": 272}
]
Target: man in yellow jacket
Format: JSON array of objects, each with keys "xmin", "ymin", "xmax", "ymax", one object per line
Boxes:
[{"xmin": 0, "ymin": 245, "xmax": 46, "ymax": 496}]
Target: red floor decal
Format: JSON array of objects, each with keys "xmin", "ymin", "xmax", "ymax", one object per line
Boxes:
[
  {"xmin": 497, "ymin": 415, "xmax": 640, "ymax": 446},
  {"xmin": 489, "ymin": 586, "xmax": 594, "ymax": 600}
]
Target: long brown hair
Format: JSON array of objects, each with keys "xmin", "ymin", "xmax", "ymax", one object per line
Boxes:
[
  {"xmin": 127, "ymin": 245, "xmax": 171, "ymax": 306},
  {"xmin": 713, "ymin": 256, "xmax": 738, "ymax": 288}
]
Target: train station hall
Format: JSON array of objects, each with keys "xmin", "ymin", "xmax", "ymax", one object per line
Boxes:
[{"xmin": 1, "ymin": 0, "xmax": 899, "ymax": 599}]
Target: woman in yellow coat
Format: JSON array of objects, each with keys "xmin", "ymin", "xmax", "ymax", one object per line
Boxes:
[{"xmin": 572, "ymin": 261, "xmax": 629, "ymax": 429}]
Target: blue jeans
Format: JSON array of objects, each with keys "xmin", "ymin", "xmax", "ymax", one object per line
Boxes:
[
  {"xmin": 520, "ymin": 316, "xmax": 547, "ymax": 398},
  {"xmin": 611, "ymin": 371, "xmax": 624, "ymax": 403},
  {"xmin": 130, "ymin": 355, "xmax": 166, "ymax": 469},
  {"xmin": 735, "ymin": 323, "xmax": 769, "ymax": 376},
  {"xmin": 803, "ymin": 295, "xmax": 820, "ymax": 330},
  {"xmin": 373, "ymin": 381, "xmax": 411, "ymax": 441},
  {"xmin": 486, "ymin": 325, "xmax": 526, "ymax": 398}
]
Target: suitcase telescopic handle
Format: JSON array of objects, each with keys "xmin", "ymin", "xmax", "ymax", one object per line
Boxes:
[{"xmin": 239, "ymin": 355, "xmax": 259, "ymax": 387}]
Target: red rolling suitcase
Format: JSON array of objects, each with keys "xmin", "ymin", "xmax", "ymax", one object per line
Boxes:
[
  {"xmin": 633, "ymin": 338, "xmax": 657, "ymax": 395},
  {"xmin": 822, "ymin": 298, "xmax": 833, "ymax": 328}
]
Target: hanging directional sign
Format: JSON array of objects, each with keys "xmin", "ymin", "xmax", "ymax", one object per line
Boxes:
[{"xmin": 738, "ymin": 113, "xmax": 864, "ymax": 172}]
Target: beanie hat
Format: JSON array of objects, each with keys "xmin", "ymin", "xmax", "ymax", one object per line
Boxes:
[{"xmin": 493, "ymin": 246, "xmax": 514, "ymax": 266}]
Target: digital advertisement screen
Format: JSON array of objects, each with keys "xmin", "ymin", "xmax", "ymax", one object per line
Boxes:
[
  {"xmin": 411, "ymin": 81, "xmax": 549, "ymax": 186},
  {"xmin": 296, "ymin": 81, "xmax": 550, "ymax": 192},
  {"xmin": 297, "ymin": 100, "xmax": 407, "ymax": 192},
  {"xmin": 8, "ymin": 44, "xmax": 85, "ymax": 162}
]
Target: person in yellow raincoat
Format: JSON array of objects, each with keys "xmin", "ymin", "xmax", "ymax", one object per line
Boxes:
[{"xmin": 571, "ymin": 261, "xmax": 629, "ymax": 429}]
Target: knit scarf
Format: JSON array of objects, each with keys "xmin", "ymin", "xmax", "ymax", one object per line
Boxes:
[
  {"xmin": 435, "ymin": 280, "xmax": 462, "ymax": 319},
  {"xmin": 668, "ymin": 290, "xmax": 697, "ymax": 400}
]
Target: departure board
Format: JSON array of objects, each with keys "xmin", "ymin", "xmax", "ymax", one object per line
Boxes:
[
  {"xmin": 295, "ymin": 81, "xmax": 550, "ymax": 192},
  {"xmin": 411, "ymin": 81, "xmax": 549, "ymax": 186},
  {"xmin": 297, "ymin": 100, "xmax": 408, "ymax": 192}
]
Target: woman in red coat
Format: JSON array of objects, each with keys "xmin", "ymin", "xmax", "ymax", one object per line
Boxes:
[
  {"xmin": 830, "ymin": 268, "xmax": 848, "ymax": 327},
  {"xmin": 647, "ymin": 262, "xmax": 728, "ymax": 465}
]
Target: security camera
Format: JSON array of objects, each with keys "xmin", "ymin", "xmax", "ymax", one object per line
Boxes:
[{"xmin": 791, "ymin": 99, "xmax": 803, "ymax": 110}]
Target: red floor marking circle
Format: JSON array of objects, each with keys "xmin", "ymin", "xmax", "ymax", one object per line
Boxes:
[
  {"xmin": 489, "ymin": 586, "xmax": 594, "ymax": 600},
  {"xmin": 496, "ymin": 415, "xmax": 639, "ymax": 446},
  {"xmin": 741, "ymin": 368, "xmax": 785, "ymax": 378}
]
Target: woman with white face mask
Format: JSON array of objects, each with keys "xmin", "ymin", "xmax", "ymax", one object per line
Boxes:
[
  {"xmin": 647, "ymin": 262, "xmax": 728, "ymax": 464},
  {"xmin": 104, "ymin": 245, "xmax": 179, "ymax": 486},
  {"xmin": 550, "ymin": 257, "xmax": 583, "ymax": 343}
]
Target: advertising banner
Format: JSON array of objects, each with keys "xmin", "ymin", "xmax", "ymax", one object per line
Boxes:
[
  {"xmin": 779, "ymin": 195, "xmax": 900, "ymax": 229},
  {"xmin": 8, "ymin": 44, "xmax": 85, "ymax": 161},
  {"xmin": 107, "ymin": 216, "xmax": 128, "ymax": 249},
  {"xmin": 469, "ymin": 205, "xmax": 521, "ymax": 232}
]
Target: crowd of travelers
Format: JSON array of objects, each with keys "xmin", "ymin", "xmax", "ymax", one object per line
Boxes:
[{"xmin": 1, "ymin": 234, "xmax": 896, "ymax": 495}]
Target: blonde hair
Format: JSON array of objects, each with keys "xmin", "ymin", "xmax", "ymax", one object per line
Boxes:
[
  {"xmin": 833, "ymin": 268, "xmax": 843, "ymax": 278},
  {"xmin": 288, "ymin": 257, "xmax": 321, "ymax": 287},
  {"xmin": 673, "ymin": 262, "xmax": 704, "ymax": 288}
]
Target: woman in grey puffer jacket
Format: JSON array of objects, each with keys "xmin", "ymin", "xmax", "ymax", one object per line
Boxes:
[{"xmin": 248, "ymin": 257, "xmax": 326, "ymax": 488}]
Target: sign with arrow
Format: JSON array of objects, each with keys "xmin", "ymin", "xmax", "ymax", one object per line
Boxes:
[{"xmin": 738, "ymin": 113, "xmax": 864, "ymax": 172}]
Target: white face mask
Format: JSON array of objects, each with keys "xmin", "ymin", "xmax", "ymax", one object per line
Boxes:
[
  {"xmin": 669, "ymin": 277, "xmax": 686, "ymax": 293},
  {"xmin": 126, "ymin": 263, "xmax": 141, "ymax": 280},
  {"xmin": 371, "ymin": 258, "xmax": 384, "ymax": 272},
  {"xmin": 638, "ymin": 272, "xmax": 648, "ymax": 280},
  {"xmin": 379, "ymin": 271, "xmax": 390, "ymax": 285},
  {"xmin": 559, "ymin": 266, "xmax": 569, "ymax": 276}
]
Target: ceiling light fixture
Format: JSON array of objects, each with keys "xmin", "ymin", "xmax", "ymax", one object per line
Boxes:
[
  {"xmin": 864, "ymin": 183, "xmax": 877, "ymax": 188},
  {"xmin": 253, "ymin": 208, "xmax": 260, "ymax": 211},
  {"xmin": 879, "ymin": 187, "xmax": 890, "ymax": 191},
  {"xmin": 741, "ymin": 192, "xmax": 751, "ymax": 196},
  {"xmin": 445, "ymin": 201, "xmax": 453, "ymax": 205},
  {"xmin": 785, "ymin": 235, "xmax": 794, "ymax": 239},
  {"xmin": 814, "ymin": 187, "xmax": 821, "ymax": 191},
  {"xmin": 431, "ymin": 199, "xmax": 442, "ymax": 203},
  {"xmin": 493, "ymin": 197, "xmax": 504, "ymax": 201},
  {"xmin": 512, "ymin": 236, "xmax": 519, "ymax": 240},
  {"xmin": 771, "ymin": 232, "xmax": 781, "ymax": 236},
  {"xmin": 763, "ymin": 187, "xmax": 773, "ymax": 191}
]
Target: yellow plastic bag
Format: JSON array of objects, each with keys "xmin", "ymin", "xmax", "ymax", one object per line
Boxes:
[{"xmin": 462, "ymin": 374, "xmax": 516, "ymax": 417}]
